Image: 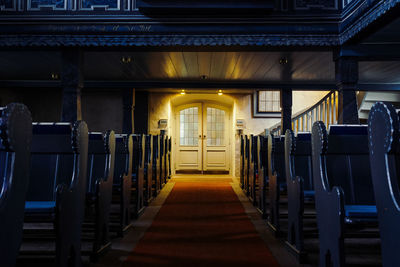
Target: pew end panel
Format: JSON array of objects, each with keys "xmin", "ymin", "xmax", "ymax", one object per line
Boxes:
[
  {"xmin": 23, "ymin": 121, "xmax": 89, "ymax": 267},
  {"xmin": 284, "ymin": 129, "xmax": 308, "ymax": 261},
  {"xmin": 84, "ymin": 131, "xmax": 116, "ymax": 261},
  {"xmin": 256, "ymin": 135, "xmax": 269, "ymax": 218},
  {"xmin": 312, "ymin": 122, "xmax": 378, "ymax": 267},
  {"xmin": 0, "ymin": 103, "xmax": 32, "ymax": 267},
  {"xmin": 111, "ymin": 134, "xmax": 133, "ymax": 236},
  {"xmin": 368, "ymin": 101, "xmax": 400, "ymax": 267},
  {"xmin": 267, "ymin": 134, "xmax": 286, "ymax": 237}
]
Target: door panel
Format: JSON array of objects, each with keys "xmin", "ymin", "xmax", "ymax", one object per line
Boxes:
[
  {"xmin": 176, "ymin": 104, "xmax": 202, "ymax": 170},
  {"xmin": 203, "ymin": 105, "xmax": 230, "ymax": 171}
]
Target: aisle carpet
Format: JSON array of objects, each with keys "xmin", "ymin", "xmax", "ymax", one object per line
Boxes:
[{"xmin": 123, "ymin": 177, "xmax": 279, "ymax": 266}]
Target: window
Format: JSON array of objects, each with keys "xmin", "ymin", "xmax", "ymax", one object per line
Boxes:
[
  {"xmin": 253, "ymin": 90, "xmax": 281, "ymax": 118},
  {"xmin": 179, "ymin": 107, "xmax": 199, "ymax": 146},
  {"xmin": 207, "ymin": 107, "xmax": 225, "ymax": 146}
]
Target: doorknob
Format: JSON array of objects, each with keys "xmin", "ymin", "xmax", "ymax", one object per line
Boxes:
[
  {"xmin": 199, "ymin": 135, "xmax": 202, "ymax": 138},
  {"xmin": 203, "ymin": 135, "xmax": 206, "ymax": 139}
]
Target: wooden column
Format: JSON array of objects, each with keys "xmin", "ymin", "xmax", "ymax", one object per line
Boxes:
[
  {"xmin": 134, "ymin": 91, "xmax": 149, "ymax": 134},
  {"xmin": 122, "ymin": 88, "xmax": 135, "ymax": 134},
  {"xmin": 280, "ymin": 89, "xmax": 292, "ymax": 134},
  {"xmin": 335, "ymin": 57, "xmax": 359, "ymax": 124},
  {"xmin": 61, "ymin": 48, "xmax": 83, "ymax": 122}
]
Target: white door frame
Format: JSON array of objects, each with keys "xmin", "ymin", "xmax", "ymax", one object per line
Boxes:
[{"xmin": 173, "ymin": 100, "xmax": 232, "ymax": 174}]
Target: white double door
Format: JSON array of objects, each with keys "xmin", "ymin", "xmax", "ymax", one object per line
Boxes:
[{"xmin": 175, "ymin": 103, "xmax": 230, "ymax": 172}]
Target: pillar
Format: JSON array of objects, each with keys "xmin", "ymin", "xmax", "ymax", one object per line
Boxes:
[
  {"xmin": 335, "ymin": 57, "xmax": 359, "ymax": 124},
  {"xmin": 61, "ymin": 48, "xmax": 83, "ymax": 122}
]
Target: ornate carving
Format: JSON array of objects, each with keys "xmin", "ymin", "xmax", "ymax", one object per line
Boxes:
[
  {"xmin": 0, "ymin": 33, "xmax": 340, "ymax": 47},
  {"xmin": 295, "ymin": 0, "xmax": 337, "ymax": 10},
  {"xmin": 0, "ymin": 0, "xmax": 16, "ymax": 10},
  {"xmin": 340, "ymin": 0, "xmax": 400, "ymax": 44}
]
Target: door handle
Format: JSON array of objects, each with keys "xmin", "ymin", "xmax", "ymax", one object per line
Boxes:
[{"xmin": 203, "ymin": 135, "xmax": 206, "ymax": 139}]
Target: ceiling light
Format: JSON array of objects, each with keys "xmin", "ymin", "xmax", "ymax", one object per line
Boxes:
[
  {"xmin": 121, "ymin": 56, "xmax": 132, "ymax": 64},
  {"xmin": 279, "ymin": 57, "xmax": 288, "ymax": 65},
  {"xmin": 50, "ymin": 73, "xmax": 59, "ymax": 80}
]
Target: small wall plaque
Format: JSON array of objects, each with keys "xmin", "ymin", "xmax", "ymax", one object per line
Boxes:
[{"xmin": 158, "ymin": 119, "xmax": 168, "ymax": 129}]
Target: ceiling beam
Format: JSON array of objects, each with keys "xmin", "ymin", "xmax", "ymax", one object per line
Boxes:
[
  {"xmin": 1, "ymin": 79, "xmax": 399, "ymax": 91},
  {"xmin": 335, "ymin": 44, "xmax": 400, "ymax": 61}
]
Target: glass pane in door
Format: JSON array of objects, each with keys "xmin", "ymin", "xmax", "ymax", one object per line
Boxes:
[
  {"xmin": 207, "ymin": 107, "xmax": 225, "ymax": 146},
  {"xmin": 179, "ymin": 107, "xmax": 198, "ymax": 146}
]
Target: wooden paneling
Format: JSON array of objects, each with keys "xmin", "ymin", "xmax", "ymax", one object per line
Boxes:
[{"xmin": 1, "ymin": 51, "xmax": 400, "ymax": 86}]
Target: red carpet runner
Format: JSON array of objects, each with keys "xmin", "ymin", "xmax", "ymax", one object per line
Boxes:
[{"xmin": 124, "ymin": 178, "xmax": 279, "ymax": 266}]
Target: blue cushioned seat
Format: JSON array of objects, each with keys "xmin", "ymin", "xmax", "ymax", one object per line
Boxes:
[
  {"xmin": 303, "ymin": 190, "xmax": 315, "ymax": 198},
  {"xmin": 25, "ymin": 201, "xmax": 56, "ymax": 213},
  {"xmin": 345, "ymin": 205, "xmax": 377, "ymax": 218}
]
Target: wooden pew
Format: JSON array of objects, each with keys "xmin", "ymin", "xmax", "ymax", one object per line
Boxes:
[
  {"xmin": 84, "ymin": 131, "xmax": 115, "ymax": 261},
  {"xmin": 164, "ymin": 136, "xmax": 170, "ymax": 182},
  {"xmin": 267, "ymin": 134, "xmax": 287, "ymax": 236},
  {"xmin": 368, "ymin": 102, "xmax": 400, "ymax": 267},
  {"xmin": 111, "ymin": 134, "xmax": 133, "ymax": 236},
  {"xmin": 152, "ymin": 135, "xmax": 161, "ymax": 197},
  {"xmin": 167, "ymin": 137, "xmax": 172, "ymax": 180},
  {"xmin": 256, "ymin": 135, "xmax": 268, "ymax": 218},
  {"xmin": 244, "ymin": 135, "xmax": 251, "ymax": 195},
  {"xmin": 143, "ymin": 134, "xmax": 154, "ymax": 205},
  {"xmin": 284, "ymin": 130, "xmax": 314, "ymax": 261},
  {"xmin": 159, "ymin": 134, "xmax": 166, "ymax": 187},
  {"xmin": 248, "ymin": 135, "xmax": 258, "ymax": 206},
  {"xmin": 131, "ymin": 134, "xmax": 145, "ymax": 218},
  {"xmin": 240, "ymin": 135, "xmax": 245, "ymax": 189},
  {"xmin": 0, "ymin": 103, "xmax": 32, "ymax": 267},
  {"xmin": 312, "ymin": 122, "xmax": 378, "ymax": 267},
  {"xmin": 22, "ymin": 121, "xmax": 88, "ymax": 266}
]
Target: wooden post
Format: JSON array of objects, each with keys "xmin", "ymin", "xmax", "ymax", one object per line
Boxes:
[
  {"xmin": 122, "ymin": 88, "xmax": 135, "ymax": 134},
  {"xmin": 134, "ymin": 91, "xmax": 149, "ymax": 134},
  {"xmin": 335, "ymin": 57, "xmax": 359, "ymax": 124},
  {"xmin": 61, "ymin": 48, "xmax": 83, "ymax": 122},
  {"xmin": 280, "ymin": 89, "xmax": 292, "ymax": 135}
]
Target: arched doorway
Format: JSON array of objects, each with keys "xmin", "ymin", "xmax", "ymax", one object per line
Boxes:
[{"xmin": 173, "ymin": 99, "xmax": 232, "ymax": 174}]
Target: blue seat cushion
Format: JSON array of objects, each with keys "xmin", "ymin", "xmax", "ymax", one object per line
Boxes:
[
  {"xmin": 345, "ymin": 205, "xmax": 377, "ymax": 218},
  {"xmin": 304, "ymin": 190, "xmax": 315, "ymax": 198},
  {"xmin": 25, "ymin": 201, "xmax": 56, "ymax": 213}
]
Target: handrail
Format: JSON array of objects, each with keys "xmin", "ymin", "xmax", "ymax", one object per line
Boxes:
[{"xmin": 269, "ymin": 90, "xmax": 338, "ymax": 136}]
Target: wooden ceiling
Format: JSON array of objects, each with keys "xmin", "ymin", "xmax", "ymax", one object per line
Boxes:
[{"xmin": 0, "ymin": 51, "xmax": 399, "ymax": 85}]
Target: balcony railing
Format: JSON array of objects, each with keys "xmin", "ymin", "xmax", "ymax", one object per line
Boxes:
[{"xmin": 269, "ymin": 90, "xmax": 338, "ymax": 136}]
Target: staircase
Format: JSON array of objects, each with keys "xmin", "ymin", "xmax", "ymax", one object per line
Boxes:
[{"xmin": 358, "ymin": 92, "xmax": 400, "ymax": 122}]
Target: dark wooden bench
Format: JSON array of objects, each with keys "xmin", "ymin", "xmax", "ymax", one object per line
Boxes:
[
  {"xmin": 256, "ymin": 135, "xmax": 268, "ymax": 218},
  {"xmin": 368, "ymin": 102, "xmax": 400, "ymax": 267},
  {"xmin": 143, "ymin": 134, "xmax": 154, "ymax": 205},
  {"xmin": 131, "ymin": 134, "xmax": 145, "ymax": 218},
  {"xmin": 152, "ymin": 135, "xmax": 161, "ymax": 197},
  {"xmin": 23, "ymin": 121, "xmax": 88, "ymax": 266},
  {"xmin": 249, "ymin": 135, "xmax": 258, "ymax": 206},
  {"xmin": 111, "ymin": 134, "xmax": 133, "ymax": 236},
  {"xmin": 84, "ymin": 131, "xmax": 115, "ymax": 261},
  {"xmin": 0, "ymin": 103, "xmax": 32, "ymax": 267},
  {"xmin": 240, "ymin": 135, "xmax": 245, "ymax": 189},
  {"xmin": 267, "ymin": 134, "xmax": 287, "ymax": 236},
  {"xmin": 244, "ymin": 135, "xmax": 251, "ymax": 195},
  {"xmin": 159, "ymin": 134, "xmax": 166, "ymax": 187},
  {"xmin": 312, "ymin": 122, "xmax": 378, "ymax": 267},
  {"xmin": 284, "ymin": 130, "xmax": 314, "ymax": 261},
  {"xmin": 167, "ymin": 137, "xmax": 172, "ymax": 180}
]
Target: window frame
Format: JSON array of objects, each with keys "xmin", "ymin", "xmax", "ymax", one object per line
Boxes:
[{"xmin": 252, "ymin": 90, "xmax": 281, "ymax": 118}]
